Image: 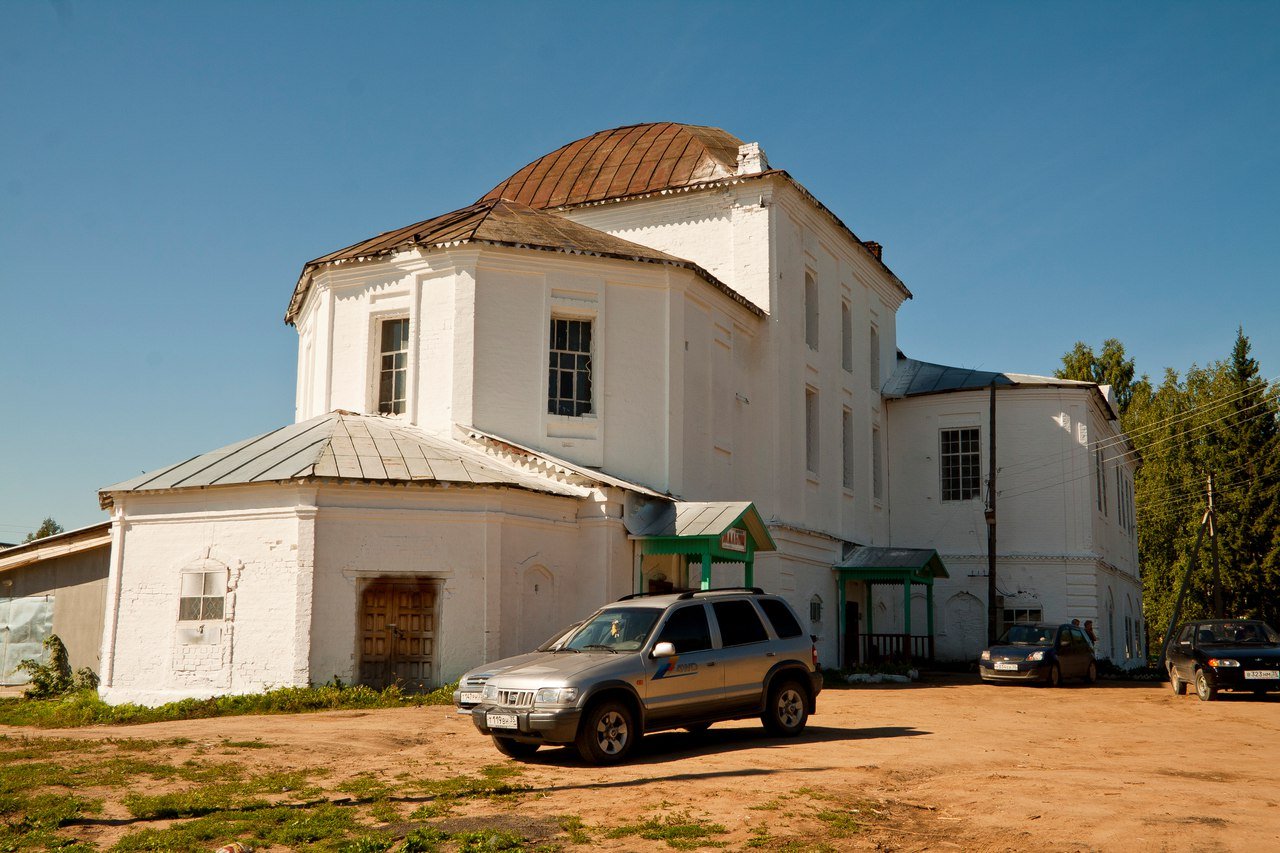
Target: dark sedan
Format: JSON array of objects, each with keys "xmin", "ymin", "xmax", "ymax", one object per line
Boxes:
[
  {"xmin": 1165, "ymin": 619, "xmax": 1280, "ymax": 701},
  {"xmin": 979, "ymin": 623, "xmax": 1097, "ymax": 686}
]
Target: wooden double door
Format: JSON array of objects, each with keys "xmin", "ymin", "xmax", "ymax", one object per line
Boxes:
[{"xmin": 359, "ymin": 579, "xmax": 437, "ymax": 691}]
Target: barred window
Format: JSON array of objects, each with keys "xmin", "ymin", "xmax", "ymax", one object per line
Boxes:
[
  {"xmin": 179, "ymin": 570, "xmax": 225, "ymax": 622},
  {"xmin": 548, "ymin": 318, "xmax": 593, "ymax": 417},
  {"xmin": 377, "ymin": 318, "xmax": 409, "ymax": 415},
  {"xmin": 940, "ymin": 427, "xmax": 981, "ymax": 501}
]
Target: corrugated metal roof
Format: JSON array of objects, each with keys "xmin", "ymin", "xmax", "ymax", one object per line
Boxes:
[
  {"xmin": 99, "ymin": 412, "xmax": 588, "ymax": 506},
  {"xmin": 285, "ymin": 198, "xmax": 761, "ymax": 324},
  {"xmin": 834, "ymin": 546, "xmax": 949, "ymax": 579},
  {"xmin": 882, "ymin": 354, "xmax": 1094, "ymax": 399},
  {"xmin": 626, "ymin": 501, "xmax": 776, "ymax": 551},
  {"xmin": 480, "ymin": 122, "xmax": 744, "ymax": 210}
]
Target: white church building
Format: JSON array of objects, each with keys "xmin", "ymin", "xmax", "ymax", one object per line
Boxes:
[{"xmin": 94, "ymin": 123, "xmax": 1142, "ymax": 705}]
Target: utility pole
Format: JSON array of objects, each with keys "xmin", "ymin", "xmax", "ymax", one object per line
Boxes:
[
  {"xmin": 1209, "ymin": 472, "xmax": 1222, "ymax": 618},
  {"xmin": 985, "ymin": 384, "xmax": 998, "ymax": 645}
]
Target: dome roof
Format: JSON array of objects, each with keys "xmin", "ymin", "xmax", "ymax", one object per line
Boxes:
[{"xmin": 479, "ymin": 122, "xmax": 747, "ymax": 209}]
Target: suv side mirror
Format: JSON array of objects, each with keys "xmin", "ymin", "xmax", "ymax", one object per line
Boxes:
[{"xmin": 651, "ymin": 642, "xmax": 677, "ymax": 658}]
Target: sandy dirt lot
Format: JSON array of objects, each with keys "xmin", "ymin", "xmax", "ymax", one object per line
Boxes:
[{"xmin": 6, "ymin": 676, "xmax": 1279, "ymax": 851}]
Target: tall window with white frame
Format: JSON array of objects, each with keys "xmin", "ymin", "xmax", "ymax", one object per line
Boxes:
[
  {"xmin": 841, "ymin": 302, "xmax": 852, "ymax": 372},
  {"xmin": 548, "ymin": 317, "xmax": 593, "ymax": 417},
  {"xmin": 940, "ymin": 427, "xmax": 981, "ymax": 501},
  {"xmin": 842, "ymin": 407, "xmax": 855, "ymax": 489},
  {"xmin": 805, "ymin": 387, "xmax": 819, "ymax": 474},
  {"xmin": 804, "ymin": 272, "xmax": 819, "ymax": 350},
  {"xmin": 378, "ymin": 318, "xmax": 409, "ymax": 415},
  {"xmin": 1096, "ymin": 448, "xmax": 1108, "ymax": 516}
]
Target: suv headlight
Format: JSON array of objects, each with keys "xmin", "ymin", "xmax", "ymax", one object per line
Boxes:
[
  {"xmin": 1027, "ymin": 651, "xmax": 1046, "ymax": 661},
  {"xmin": 1209, "ymin": 658, "xmax": 1240, "ymax": 668},
  {"xmin": 481, "ymin": 684, "xmax": 498, "ymax": 702},
  {"xmin": 534, "ymin": 687, "xmax": 578, "ymax": 705}
]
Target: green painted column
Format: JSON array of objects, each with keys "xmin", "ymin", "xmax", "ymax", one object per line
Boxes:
[
  {"xmin": 700, "ymin": 552, "xmax": 712, "ymax": 590},
  {"xmin": 866, "ymin": 584, "xmax": 874, "ymax": 636}
]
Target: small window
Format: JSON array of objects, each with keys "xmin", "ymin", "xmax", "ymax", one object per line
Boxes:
[
  {"xmin": 804, "ymin": 272, "xmax": 818, "ymax": 350},
  {"xmin": 1001, "ymin": 607, "xmax": 1042, "ymax": 625},
  {"xmin": 809, "ymin": 595, "xmax": 823, "ymax": 625},
  {"xmin": 548, "ymin": 317, "xmax": 593, "ymax": 417},
  {"xmin": 841, "ymin": 302, "xmax": 852, "ymax": 372},
  {"xmin": 940, "ymin": 427, "xmax": 980, "ymax": 501},
  {"xmin": 712, "ymin": 600, "xmax": 768, "ymax": 647},
  {"xmin": 805, "ymin": 387, "xmax": 819, "ymax": 474},
  {"xmin": 842, "ymin": 407, "xmax": 855, "ymax": 489},
  {"xmin": 760, "ymin": 599, "xmax": 804, "ymax": 638},
  {"xmin": 179, "ymin": 570, "xmax": 225, "ymax": 621},
  {"xmin": 656, "ymin": 605, "xmax": 712, "ymax": 653},
  {"xmin": 377, "ymin": 318, "xmax": 409, "ymax": 415}
]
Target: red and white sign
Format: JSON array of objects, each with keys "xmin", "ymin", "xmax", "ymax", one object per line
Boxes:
[{"xmin": 720, "ymin": 528, "xmax": 747, "ymax": 552}]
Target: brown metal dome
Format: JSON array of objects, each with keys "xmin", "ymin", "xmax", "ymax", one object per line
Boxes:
[{"xmin": 479, "ymin": 122, "xmax": 746, "ymax": 209}]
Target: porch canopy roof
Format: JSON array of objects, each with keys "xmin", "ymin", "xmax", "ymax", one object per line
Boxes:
[
  {"xmin": 627, "ymin": 501, "xmax": 775, "ymax": 560},
  {"xmin": 833, "ymin": 546, "xmax": 950, "ymax": 585}
]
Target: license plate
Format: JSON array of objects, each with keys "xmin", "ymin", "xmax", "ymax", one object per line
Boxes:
[
  {"xmin": 994, "ymin": 662, "xmax": 1019, "ymax": 671},
  {"xmin": 486, "ymin": 713, "xmax": 518, "ymax": 729},
  {"xmin": 460, "ymin": 691, "xmax": 482, "ymax": 704},
  {"xmin": 1244, "ymin": 670, "xmax": 1279, "ymax": 680}
]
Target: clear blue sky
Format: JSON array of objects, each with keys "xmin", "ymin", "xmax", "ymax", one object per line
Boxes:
[{"xmin": 2, "ymin": 1, "xmax": 1277, "ymax": 538}]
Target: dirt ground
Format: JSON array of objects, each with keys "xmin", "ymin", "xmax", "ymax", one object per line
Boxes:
[{"xmin": 6, "ymin": 675, "xmax": 1280, "ymax": 851}]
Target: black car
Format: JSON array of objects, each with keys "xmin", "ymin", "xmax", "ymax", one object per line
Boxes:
[
  {"xmin": 979, "ymin": 623, "xmax": 1097, "ymax": 686},
  {"xmin": 1164, "ymin": 619, "xmax": 1280, "ymax": 701}
]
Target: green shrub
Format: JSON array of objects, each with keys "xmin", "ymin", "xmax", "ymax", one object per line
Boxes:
[{"xmin": 15, "ymin": 635, "xmax": 99, "ymax": 699}]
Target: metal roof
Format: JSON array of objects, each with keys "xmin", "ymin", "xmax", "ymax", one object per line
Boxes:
[
  {"xmin": 834, "ymin": 546, "xmax": 950, "ymax": 579},
  {"xmin": 0, "ymin": 521, "xmax": 112, "ymax": 573},
  {"xmin": 99, "ymin": 412, "xmax": 588, "ymax": 506},
  {"xmin": 286, "ymin": 197, "xmax": 761, "ymax": 324},
  {"xmin": 626, "ymin": 501, "xmax": 776, "ymax": 551},
  {"xmin": 882, "ymin": 354, "xmax": 1094, "ymax": 399},
  {"xmin": 463, "ymin": 426, "xmax": 669, "ymax": 499},
  {"xmin": 480, "ymin": 122, "xmax": 745, "ymax": 210}
]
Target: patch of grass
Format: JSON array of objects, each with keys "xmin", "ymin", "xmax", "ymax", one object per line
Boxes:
[
  {"xmin": 411, "ymin": 765, "xmax": 529, "ymax": 801},
  {"xmin": 557, "ymin": 814, "xmax": 591, "ymax": 844},
  {"xmin": 112, "ymin": 803, "xmax": 357, "ymax": 852},
  {"xmin": 121, "ymin": 770, "xmax": 316, "ymax": 819},
  {"xmin": 367, "ymin": 799, "xmax": 401, "ymax": 823},
  {"xmin": 814, "ymin": 809, "xmax": 863, "ymax": 837},
  {"xmin": 401, "ymin": 826, "xmax": 526, "ymax": 853},
  {"xmin": 744, "ymin": 829, "xmax": 836, "ymax": 853},
  {"xmin": 337, "ymin": 774, "xmax": 393, "ymax": 801},
  {"xmin": 0, "ymin": 792, "xmax": 100, "ymax": 851},
  {"xmin": 338, "ymin": 835, "xmax": 395, "ymax": 853},
  {"xmin": 0, "ymin": 681, "xmax": 458, "ymax": 729},
  {"xmin": 606, "ymin": 811, "xmax": 728, "ymax": 849}
]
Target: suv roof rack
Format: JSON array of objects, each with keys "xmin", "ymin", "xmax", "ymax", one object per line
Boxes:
[{"xmin": 677, "ymin": 587, "xmax": 765, "ymax": 600}]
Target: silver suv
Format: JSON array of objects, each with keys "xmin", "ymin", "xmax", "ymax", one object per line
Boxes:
[{"xmin": 468, "ymin": 588, "xmax": 822, "ymax": 764}]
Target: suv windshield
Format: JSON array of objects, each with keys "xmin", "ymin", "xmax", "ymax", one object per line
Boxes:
[
  {"xmin": 562, "ymin": 608, "xmax": 662, "ymax": 653},
  {"xmin": 998, "ymin": 625, "xmax": 1055, "ymax": 645}
]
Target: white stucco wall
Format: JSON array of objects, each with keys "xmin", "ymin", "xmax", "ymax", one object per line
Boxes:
[
  {"xmin": 99, "ymin": 486, "xmax": 316, "ymax": 705},
  {"xmin": 881, "ymin": 386, "xmax": 1142, "ymax": 664}
]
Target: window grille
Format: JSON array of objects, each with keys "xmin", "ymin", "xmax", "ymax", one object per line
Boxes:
[
  {"xmin": 179, "ymin": 570, "xmax": 225, "ymax": 621},
  {"xmin": 548, "ymin": 318, "xmax": 593, "ymax": 417},
  {"xmin": 940, "ymin": 427, "xmax": 980, "ymax": 501}
]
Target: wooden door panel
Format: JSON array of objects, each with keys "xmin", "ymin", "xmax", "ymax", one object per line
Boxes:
[{"xmin": 359, "ymin": 580, "xmax": 436, "ymax": 691}]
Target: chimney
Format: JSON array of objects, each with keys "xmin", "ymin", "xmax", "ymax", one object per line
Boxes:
[
  {"xmin": 736, "ymin": 142, "xmax": 769, "ymax": 175},
  {"xmin": 863, "ymin": 240, "xmax": 883, "ymax": 261}
]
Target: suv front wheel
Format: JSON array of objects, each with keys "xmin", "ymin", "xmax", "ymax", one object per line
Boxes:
[
  {"xmin": 762, "ymin": 678, "xmax": 809, "ymax": 736},
  {"xmin": 576, "ymin": 699, "xmax": 638, "ymax": 764}
]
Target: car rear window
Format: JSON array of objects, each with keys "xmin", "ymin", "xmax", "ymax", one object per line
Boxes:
[
  {"xmin": 712, "ymin": 600, "xmax": 768, "ymax": 647},
  {"xmin": 656, "ymin": 605, "xmax": 712, "ymax": 653},
  {"xmin": 758, "ymin": 598, "xmax": 803, "ymax": 638}
]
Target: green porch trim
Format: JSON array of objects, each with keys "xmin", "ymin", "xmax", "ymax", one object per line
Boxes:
[
  {"xmin": 833, "ymin": 547, "xmax": 950, "ymax": 667},
  {"xmin": 633, "ymin": 502, "xmax": 774, "ymax": 591}
]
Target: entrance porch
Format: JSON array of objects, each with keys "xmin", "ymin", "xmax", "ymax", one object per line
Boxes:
[{"xmin": 834, "ymin": 547, "xmax": 950, "ymax": 668}]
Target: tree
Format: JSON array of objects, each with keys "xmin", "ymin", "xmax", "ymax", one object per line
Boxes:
[
  {"xmin": 23, "ymin": 517, "xmax": 64, "ymax": 543},
  {"xmin": 1054, "ymin": 338, "xmax": 1148, "ymax": 416}
]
